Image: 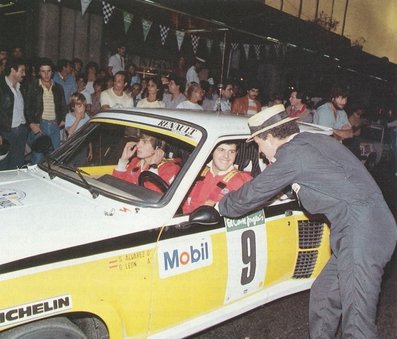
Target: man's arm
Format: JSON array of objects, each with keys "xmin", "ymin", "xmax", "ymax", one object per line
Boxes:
[
  {"xmin": 333, "ymin": 127, "xmax": 353, "ymax": 140},
  {"xmin": 220, "ymin": 150, "xmax": 299, "ymax": 218}
]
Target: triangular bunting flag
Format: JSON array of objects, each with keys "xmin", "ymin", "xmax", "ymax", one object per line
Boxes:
[
  {"xmin": 159, "ymin": 25, "xmax": 170, "ymax": 46},
  {"xmin": 254, "ymin": 44, "xmax": 261, "ymax": 60},
  {"xmin": 191, "ymin": 34, "xmax": 200, "ymax": 54},
  {"xmin": 265, "ymin": 44, "xmax": 271, "ymax": 57},
  {"xmin": 123, "ymin": 12, "xmax": 133, "ymax": 33},
  {"xmin": 176, "ymin": 30, "xmax": 185, "ymax": 51},
  {"xmin": 102, "ymin": 1, "xmax": 114, "ymax": 24},
  {"xmin": 142, "ymin": 19, "xmax": 152, "ymax": 42},
  {"xmin": 81, "ymin": 0, "xmax": 92, "ymax": 16},
  {"xmin": 243, "ymin": 44, "xmax": 250, "ymax": 59},
  {"xmin": 230, "ymin": 42, "xmax": 239, "ymax": 50},
  {"xmin": 282, "ymin": 43, "xmax": 287, "ymax": 56},
  {"xmin": 206, "ymin": 39, "xmax": 213, "ymax": 54},
  {"xmin": 274, "ymin": 43, "xmax": 281, "ymax": 56},
  {"xmin": 219, "ymin": 41, "xmax": 225, "ymax": 55}
]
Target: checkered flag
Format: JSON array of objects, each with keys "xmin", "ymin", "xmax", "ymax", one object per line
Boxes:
[
  {"xmin": 159, "ymin": 25, "xmax": 170, "ymax": 46},
  {"xmin": 102, "ymin": 1, "xmax": 114, "ymax": 24},
  {"xmin": 254, "ymin": 44, "xmax": 261, "ymax": 60},
  {"xmin": 191, "ymin": 34, "xmax": 200, "ymax": 54},
  {"xmin": 231, "ymin": 42, "xmax": 239, "ymax": 50}
]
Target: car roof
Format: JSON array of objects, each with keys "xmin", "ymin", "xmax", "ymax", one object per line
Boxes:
[
  {"xmin": 94, "ymin": 108, "xmax": 333, "ymax": 138},
  {"xmin": 95, "ymin": 108, "xmax": 251, "ymax": 137}
]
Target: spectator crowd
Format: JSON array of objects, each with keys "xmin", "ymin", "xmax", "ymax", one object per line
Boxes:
[{"xmin": 1, "ymin": 44, "xmax": 397, "ymax": 175}]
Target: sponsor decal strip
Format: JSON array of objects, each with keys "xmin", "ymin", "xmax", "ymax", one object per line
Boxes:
[
  {"xmin": 0, "ymin": 295, "xmax": 72, "ymax": 327},
  {"xmin": 0, "ymin": 222, "xmax": 223, "ymax": 275}
]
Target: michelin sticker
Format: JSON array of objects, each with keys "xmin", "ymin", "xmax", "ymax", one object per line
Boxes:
[
  {"xmin": 0, "ymin": 295, "xmax": 72, "ymax": 327},
  {"xmin": 0, "ymin": 189, "xmax": 26, "ymax": 209},
  {"xmin": 224, "ymin": 210, "xmax": 267, "ymax": 303},
  {"xmin": 158, "ymin": 235, "xmax": 212, "ymax": 278}
]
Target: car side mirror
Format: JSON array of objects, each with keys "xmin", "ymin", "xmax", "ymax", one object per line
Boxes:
[
  {"xmin": 177, "ymin": 205, "xmax": 222, "ymax": 229},
  {"xmin": 189, "ymin": 205, "xmax": 221, "ymax": 225}
]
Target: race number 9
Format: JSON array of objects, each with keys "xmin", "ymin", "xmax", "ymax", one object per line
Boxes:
[{"xmin": 240, "ymin": 230, "xmax": 256, "ymax": 285}]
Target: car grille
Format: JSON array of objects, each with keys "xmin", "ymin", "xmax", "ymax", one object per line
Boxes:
[{"xmin": 293, "ymin": 220, "xmax": 324, "ymax": 279}]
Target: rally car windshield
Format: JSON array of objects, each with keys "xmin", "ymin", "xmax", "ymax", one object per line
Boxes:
[{"xmin": 40, "ymin": 120, "xmax": 198, "ymax": 205}]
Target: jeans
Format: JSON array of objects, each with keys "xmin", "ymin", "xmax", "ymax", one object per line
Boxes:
[
  {"xmin": 0, "ymin": 124, "xmax": 28, "ymax": 170},
  {"xmin": 28, "ymin": 120, "xmax": 60, "ymax": 165}
]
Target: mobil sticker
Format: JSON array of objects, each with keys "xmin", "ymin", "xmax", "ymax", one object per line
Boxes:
[{"xmin": 158, "ymin": 236, "xmax": 213, "ymax": 278}]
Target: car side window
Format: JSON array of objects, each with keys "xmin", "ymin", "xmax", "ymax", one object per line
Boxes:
[{"xmin": 177, "ymin": 140, "xmax": 254, "ymax": 216}]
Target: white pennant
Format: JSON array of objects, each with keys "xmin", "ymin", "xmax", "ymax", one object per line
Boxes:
[
  {"xmin": 81, "ymin": 0, "xmax": 92, "ymax": 16},
  {"xmin": 219, "ymin": 41, "xmax": 225, "ymax": 55},
  {"xmin": 274, "ymin": 43, "xmax": 281, "ymax": 56},
  {"xmin": 123, "ymin": 12, "xmax": 133, "ymax": 33},
  {"xmin": 142, "ymin": 19, "xmax": 152, "ymax": 42},
  {"xmin": 265, "ymin": 44, "xmax": 271, "ymax": 56},
  {"xmin": 176, "ymin": 30, "xmax": 185, "ymax": 51},
  {"xmin": 243, "ymin": 44, "xmax": 250, "ymax": 59},
  {"xmin": 206, "ymin": 39, "xmax": 213, "ymax": 54}
]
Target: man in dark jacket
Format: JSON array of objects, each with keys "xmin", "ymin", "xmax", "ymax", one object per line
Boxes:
[
  {"xmin": 0, "ymin": 58, "xmax": 27, "ymax": 170},
  {"xmin": 219, "ymin": 104, "xmax": 397, "ymax": 338},
  {"xmin": 25, "ymin": 57, "xmax": 67, "ymax": 164}
]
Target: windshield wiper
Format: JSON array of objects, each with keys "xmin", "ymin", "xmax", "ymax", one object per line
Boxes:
[
  {"xmin": 54, "ymin": 162, "xmax": 99, "ymax": 199},
  {"xmin": 75, "ymin": 167, "xmax": 99, "ymax": 199}
]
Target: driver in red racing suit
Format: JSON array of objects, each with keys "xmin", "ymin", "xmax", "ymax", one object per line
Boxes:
[
  {"xmin": 113, "ymin": 134, "xmax": 179, "ymax": 192},
  {"xmin": 182, "ymin": 141, "xmax": 252, "ymax": 214}
]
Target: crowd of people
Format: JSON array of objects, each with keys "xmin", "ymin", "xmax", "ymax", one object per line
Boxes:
[{"xmin": 1, "ymin": 44, "xmax": 397, "ymax": 174}]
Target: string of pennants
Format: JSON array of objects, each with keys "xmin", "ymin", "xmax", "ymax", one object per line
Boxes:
[{"xmin": 78, "ymin": 0, "xmax": 291, "ymax": 60}]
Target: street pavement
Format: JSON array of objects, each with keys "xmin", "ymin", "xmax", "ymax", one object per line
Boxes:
[{"xmin": 191, "ymin": 163, "xmax": 397, "ymax": 339}]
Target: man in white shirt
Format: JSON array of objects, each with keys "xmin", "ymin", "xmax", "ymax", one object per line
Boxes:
[
  {"xmin": 100, "ymin": 71, "xmax": 133, "ymax": 111},
  {"xmin": 313, "ymin": 87, "xmax": 353, "ymax": 141},
  {"xmin": 108, "ymin": 44, "xmax": 126, "ymax": 76},
  {"xmin": 186, "ymin": 57, "xmax": 204, "ymax": 85}
]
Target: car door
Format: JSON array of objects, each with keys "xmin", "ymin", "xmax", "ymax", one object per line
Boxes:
[{"xmin": 147, "ymin": 138, "xmax": 269, "ymax": 336}]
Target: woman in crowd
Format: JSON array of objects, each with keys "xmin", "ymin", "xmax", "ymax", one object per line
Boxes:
[
  {"xmin": 84, "ymin": 61, "xmax": 99, "ymax": 94},
  {"xmin": 90, "ymin": 79, "xmax": 105, "ymax": 116},
  {"xmin": 176, "ymin": 82, "xmax": 203, "ymax": 110},
  {"xmin": 137, "ymin": 77, "xmax": 165, "ymax": 108}
]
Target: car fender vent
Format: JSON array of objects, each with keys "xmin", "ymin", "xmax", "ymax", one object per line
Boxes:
[
  {"xmin": 298, "ymin": 220, "xmax": 324, "ymax": 249},
  {"xmin": 293, "ymin": 250, "xmax": 318, "ymax": 279}
]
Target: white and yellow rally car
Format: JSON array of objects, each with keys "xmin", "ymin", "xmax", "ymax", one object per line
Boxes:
[{"xmin": 0, "ymin": 109, "xmax": 331, "ymax": 338}]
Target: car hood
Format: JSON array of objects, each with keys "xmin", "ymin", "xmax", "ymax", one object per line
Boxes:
[{"xmin": 0, "ymin": 167, "xmax": 159, "ymax": 267}]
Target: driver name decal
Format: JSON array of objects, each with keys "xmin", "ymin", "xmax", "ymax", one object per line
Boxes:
[
  {"xmin": 0, "ymin": 295, "xmax": 72, "ymax": 327},
  {"xmin": 157, "ymin": 120, "xmax": 199, "ymax": 139}
]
